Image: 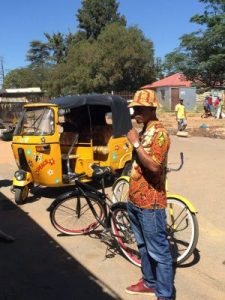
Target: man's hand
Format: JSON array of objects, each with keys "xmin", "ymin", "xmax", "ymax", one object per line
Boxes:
[{"xmin": 127, "ymin": 128, "xmax": 140, "ymax": 145}]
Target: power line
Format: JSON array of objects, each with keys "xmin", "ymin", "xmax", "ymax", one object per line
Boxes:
[{"xmin": 0, "ymin": 57, "xmax": 5, "ymax": 88}]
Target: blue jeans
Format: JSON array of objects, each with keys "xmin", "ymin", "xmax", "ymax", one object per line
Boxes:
[{"xmin": 127, "ymin": 201, "xmax": 174, "ymax": 300}]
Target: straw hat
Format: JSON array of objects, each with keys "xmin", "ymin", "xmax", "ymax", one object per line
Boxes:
[{"xmin": 128, "ymin": 89, "xmax": 158, "ymax": 107}]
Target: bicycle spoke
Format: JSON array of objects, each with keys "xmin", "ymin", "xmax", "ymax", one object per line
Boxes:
[
  {"xmin": 166, "ymin": 197, "xmax": 198, "ymax": 264},
  {"xmin": 51, "ymin": 196, "xmax": 105, "ymax": 235},
  {"xmin": 111, "ymin": 205, "xmax": 141, "ymax": 267}
]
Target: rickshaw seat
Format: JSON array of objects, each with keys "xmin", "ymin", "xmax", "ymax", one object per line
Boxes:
[
  {"xmin": 60, "ymin": 132, "xmax": 78, "ymax": 146},
  {"xmin": 93, "ymin": 146, "xmax": 109, "ymax": 155},
  {"xmin": 92, "ymin": 125, "xmax": 112, "ymax": 155},
  {"xmin": 92, "ymin": 125, "xmax": 112, "ymax": 145}
]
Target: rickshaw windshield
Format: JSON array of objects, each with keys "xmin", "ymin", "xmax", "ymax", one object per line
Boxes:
[{"xmin": 14, "ymin": 107, "xmax": 54, "ymax": 136}]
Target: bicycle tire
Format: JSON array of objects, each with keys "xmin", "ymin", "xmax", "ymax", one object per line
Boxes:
[
  {"xmin": 110, "ymin": 202, "xmax": 141, "ymax": 267},
  {"xmin": 112, "ymin": 178, "xmax": 198, "ymax": 264},
  {"xmin": 166, "ymin": 196, "xmax": 199, "ymax": 264},
  {"xmin": 50, "ymin": 193, "xmax": 105, "ymax": 235},
  {"xmin": 112, "ymin": 178, "xmax": 129, "ymax": 203}
]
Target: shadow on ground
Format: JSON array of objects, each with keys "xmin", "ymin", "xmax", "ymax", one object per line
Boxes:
[
  {"xmin": 0, "ymin": 179, "xmax": 12, "ymax": 187},
  {"xmin": 0, "ymin": 192, "xmax": 121, "ymax": 300}
]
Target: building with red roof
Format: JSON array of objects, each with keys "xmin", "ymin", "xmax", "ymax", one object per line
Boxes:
[{"xmin": 142, "ymin": 73, "xmax": 196, "ymax": 110}]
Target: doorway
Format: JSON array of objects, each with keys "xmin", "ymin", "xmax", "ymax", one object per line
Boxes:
[{"xmin": 171, "ymin": 88, "xmax": 179, "ymax": 110}]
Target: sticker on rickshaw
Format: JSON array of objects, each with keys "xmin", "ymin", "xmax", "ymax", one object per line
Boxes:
[{"xmin": 34, "ymin": 158, "xmax": 56, "ymax": 175}]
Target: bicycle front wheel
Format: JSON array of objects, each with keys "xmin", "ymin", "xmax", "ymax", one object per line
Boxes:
[
  {"xmin": 112, "ymin": 178, "xmax": 129, "ymax": 203},
  {"xmin": 50, "ymin": 195, "xmax": 105, "ymax": 235},
  {"xmin": 110, "ymin": 202, "xmax": 141, "ymax": 267},
  {"xmin": 167, "ymin": 197, "xmax": 199, "ymax": 264}
]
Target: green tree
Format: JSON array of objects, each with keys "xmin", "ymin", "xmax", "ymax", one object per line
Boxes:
[
  {"xmin": 163, "ymin": 0, "xmax": 225, "ymax": 87},
  {"xmin": 46, "ymin": 23, "xmax": 156, "ymax": 96},
  {"xmin": 27, "ymin": 32, "xmax": 77, "ymax": 68},
  {"xmin": 95, "ymin": 23, "xmax": 155, "ymax": 91},
  {"xmin": 3, "ymin": 67, "xmax": 49, "ymax": 89},
  {"xmin": 46, "ymin": 39, "xmax": 99, "ymax": 96},
  {"xmin": 44, "ymin": 32, "xmax": 66, "ymax": 64},
  {"xmin": 163, "ymin": 50, "xmax": 189, "ymax": 75},
  {"xmin": 26, "ymin": 40, "xmax": 50, "ymax": 67},
  {"xmin": 18, "ymin": 0, "xmax": 158, "ymax": 96},
  {"xmin": 76, "ymin": 0, "xmax": 126, "ymax": 39},
  {"xmin": 154, "ymin": 57, "xmax": 165, "ymax": 80}
]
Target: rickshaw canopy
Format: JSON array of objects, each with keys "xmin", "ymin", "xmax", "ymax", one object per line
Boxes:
[{"xmin": 50, "ymin": 94, "xmax": 132, "ymax": 138}]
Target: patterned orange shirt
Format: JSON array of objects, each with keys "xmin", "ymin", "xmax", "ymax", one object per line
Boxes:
[{"xmin": 129, "ymin": 121, "xmax": 170, "ymax": 209}]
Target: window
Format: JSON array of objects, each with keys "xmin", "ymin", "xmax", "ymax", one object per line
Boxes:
[{"xmin": 15, "ymin": 107, "xmax": 54, "ymax": 136}]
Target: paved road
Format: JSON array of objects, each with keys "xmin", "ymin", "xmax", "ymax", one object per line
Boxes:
[{"xmin": 0, "ymin": 136, "xmax": 225, "ymax": 300}]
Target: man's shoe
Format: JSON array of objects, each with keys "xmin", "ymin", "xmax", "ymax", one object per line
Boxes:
[{"xmin": 125, "ymin": 279, "xmax": 155, "ymax": 295}]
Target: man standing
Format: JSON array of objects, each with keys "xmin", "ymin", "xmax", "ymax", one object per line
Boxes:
[
  {"xmin": 175, "ymin": 99, "xmax": 187, "ymax": 131},
  {"xmin": 126, "ymin": 89, "xmax": 174, "ymax": 300}
]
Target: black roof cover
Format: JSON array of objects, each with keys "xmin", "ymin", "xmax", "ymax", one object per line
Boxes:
[{"xmin": 50, "ymin": 94, "xmax": 132, "ymax": 137}]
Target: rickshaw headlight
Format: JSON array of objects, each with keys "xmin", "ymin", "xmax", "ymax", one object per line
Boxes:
[{"xmin": 15, "ymin": 170, "xmax": 26, "ymax": 181}]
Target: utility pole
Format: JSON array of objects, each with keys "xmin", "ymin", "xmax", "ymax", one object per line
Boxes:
[{"xmin": 0, "ymin": 57, "xmax": 5, "ymax": 88}]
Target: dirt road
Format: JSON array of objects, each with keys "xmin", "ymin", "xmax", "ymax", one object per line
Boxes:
[{"xmin": 0, "ymin": 136, "xmax": 225, "ymax": 300}]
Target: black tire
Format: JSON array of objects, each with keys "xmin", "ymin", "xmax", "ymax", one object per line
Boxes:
[
  {"xmin": 110, "ymin": 202, "xmax": 141, "ymax": 267},
  {"xmin": 111, "ymin": 197, "xmax": 198, "ymax": 266},
  {"xmin": 50, "ymin": 194, "xmax": 105, "ymax": 235},
  {"xmin": 15, "ymin": 186, "xmax": 29, "ymax": 205},
  {"xmin": 166, "ymin": 197, "xmax": 199, "ymax": 264}
]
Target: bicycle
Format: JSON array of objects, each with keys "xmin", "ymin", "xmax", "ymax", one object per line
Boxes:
[
  {"xmin": 49, "ymin": 165, "xmax": 140, "ymax": 267},
  {"xmin": 112, "ymin": 153, "xmax": 199, "ymax": 265}
]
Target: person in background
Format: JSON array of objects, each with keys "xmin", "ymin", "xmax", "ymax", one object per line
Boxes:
[
  {"xmin": 203, "ymin": 96, "xmax": 211, "ymax": 116},
  {"xmin": 125, "ymin": 89, "xmax": 174, "ymax": 300},
  {"xmin": 207, "ymin": 94, "xmax": 213, "ymax": 114},
  {"xmin": 215, "ymin": 97, "xmax": 223, "ymax": 119},
  {"xmin": 175, "ymin": 99, "xmax": 187, "ymax": 131}
]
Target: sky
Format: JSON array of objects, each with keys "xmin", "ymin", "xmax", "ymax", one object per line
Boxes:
[{"xmin": 0, "ymin": 0, "xmax": 205, "ymax": 74}]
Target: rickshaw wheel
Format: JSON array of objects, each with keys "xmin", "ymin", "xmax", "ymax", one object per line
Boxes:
[{"xmin": 15, "ymin": 186, "xmax": 29, "ymax": 205}]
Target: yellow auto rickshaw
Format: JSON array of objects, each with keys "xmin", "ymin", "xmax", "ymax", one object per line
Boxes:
[{"xmin": 11, "ymin": 94, "xmax": 132, "ymax": 204}]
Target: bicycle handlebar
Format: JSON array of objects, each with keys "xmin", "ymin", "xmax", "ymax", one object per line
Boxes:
[
  {"xmin": 166, "ymin": 152, "xmax": 184, "ymax": 173},
  {"xmin": 67, "ymin": 172, "xmax": 86, "ymax": 181},
  {"xmin": 91, "ymin": 165, "xmax": 111, "ymax": 178},
  {"xmin": 68, "ymin": 165, "xmax": 111, "ymax": 182}
]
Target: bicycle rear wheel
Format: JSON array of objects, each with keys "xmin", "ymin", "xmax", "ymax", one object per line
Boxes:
[
  {"xmin": 112, "ymin": 177, "xmax": 198, "ymax": 265},
  {"xmin": 110, "ymin": 202, "xmax": 141, "ymax": 267},
  {"xmin": 167, "ymin": 197, "xmax": 199, "ymax": 264},
  {"xmin": 50, "ymin": 194, "xmax": 105, "ymax": 235}
]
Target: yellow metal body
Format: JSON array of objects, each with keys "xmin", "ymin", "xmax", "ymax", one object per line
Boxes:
[{"xmin": 12, "ymin": 103, "xmax": 132, "ymax": 188}]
